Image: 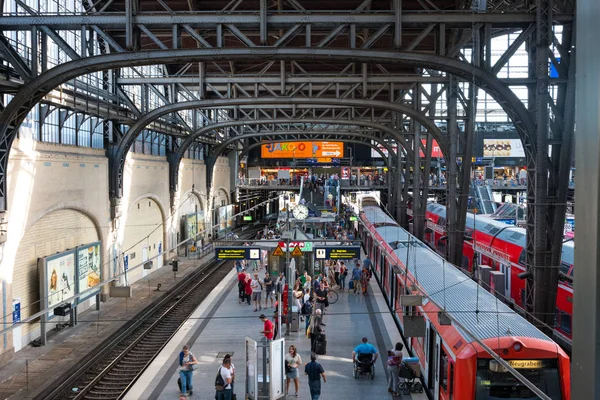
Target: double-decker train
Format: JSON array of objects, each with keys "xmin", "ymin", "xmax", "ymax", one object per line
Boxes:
[
  {"xmin": 421, "ymin": 203, "xmax": 574, "ymax": 349},
  {"xmin": 358, "ymin": 199, "xmax": 570, "ymax": 400}
]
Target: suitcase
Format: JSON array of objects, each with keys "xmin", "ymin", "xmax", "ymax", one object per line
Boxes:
[{"xmin": 315, "ymin": 334, "xmax": 327, "ymax": 355}]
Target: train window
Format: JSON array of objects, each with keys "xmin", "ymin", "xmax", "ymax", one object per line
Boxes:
[
  {"xmin": 461, "ymin": 255, "xmax": 470, "ymax": 271},
  {"xmin": 449, "ymin": 362, "xmax": 454, "ymax": 399},
  {"xmin": 440, "ymin": 349, "xmax": 449, "ymax": 392},
  {"xmin": 475, "ymin": 359, "xmax": 562, "ymax": 400},
  {"xmin": 518, "ymin": 250, "xmax": 526, "ymax": 266},
  {"xmin": 559, "ymin": 263, "xmax": 570, "ymax": 277},
  {"xmin": 558, "ymin": 310, "xmax": 572, "ymax": 335}
]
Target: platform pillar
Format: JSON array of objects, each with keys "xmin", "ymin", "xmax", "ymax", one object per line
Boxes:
[{"xmin": 573, "ymin": 0, "xmax": 600, "ymax": 395}]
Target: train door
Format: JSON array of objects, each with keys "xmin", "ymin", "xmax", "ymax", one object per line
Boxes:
[
  {"xmin": 426, "ymin": 324, "xmax": 441, "ymax": 398},
  {"xmin": 499, "ymin": 262, "xmax": 510, "ymax": 297}
]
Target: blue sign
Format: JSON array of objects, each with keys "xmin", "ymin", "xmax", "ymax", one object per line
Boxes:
[
  {"xmin": 12, "ymin": 301, "xmax": 20, "ymax": 324},
  {"xmin": 215, "ymin": 247, "xmax": 261, "ymax": 260},
  {"xmin": 158, "ymin": 242, "xmax": 162, "ymax": 254},
  {"xmin": 124, "ymin": 255, "xmax": 129, "ymax": 271},
  {"xmin": 314, "ymin": 246, "xmax": 361, "ymax": 260},
  {"xmin": 549, "ymin": 57, "xmax": 561, "ymax": 78}
]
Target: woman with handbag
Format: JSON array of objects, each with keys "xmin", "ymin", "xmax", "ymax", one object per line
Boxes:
[
  {"xmin": 178, "ymin": 345, "xmax": 198, "ymax": 397},
  {"xmin": 284, "ymin": 345, "xmax": 303, "ymax": 398}
]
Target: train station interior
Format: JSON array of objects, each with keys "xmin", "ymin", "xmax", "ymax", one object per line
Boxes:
[{"xmin": 0, "ymin": 0, "xmax": 596, "ymax": 399}]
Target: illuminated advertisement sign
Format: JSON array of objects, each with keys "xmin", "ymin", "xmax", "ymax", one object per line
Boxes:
[
  {"xmin": 372, "ymin": 139, "xmax": 443, "ymax": 158},
  {"xmin": 261, "ymin": 142, "xmax": 344, "ymax": 158},
  {"xmin": 483, "ymin": 139, "xmax": 525, "ymax": 157}
]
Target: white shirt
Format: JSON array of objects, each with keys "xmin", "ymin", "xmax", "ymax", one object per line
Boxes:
[
  {"xmin": 251, "ymin": 278, "xmax": 262, "ymax": 293},
  {"xmin": 220, "ymin": 365, "xmax": 234, "ymax": 389}
]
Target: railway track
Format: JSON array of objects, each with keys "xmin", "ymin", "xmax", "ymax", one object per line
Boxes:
[{"xmin": 37, "ymin": 228, "xmax": 263, "ymax": 400}]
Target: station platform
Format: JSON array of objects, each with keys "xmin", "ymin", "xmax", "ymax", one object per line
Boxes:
[
  {"xmin": 0, "ymin": 252, "xmax": 215, "ymax": 400},
  {"xmin": 126, "ymin": 266, "xmax": 427, "ymax": 399}
]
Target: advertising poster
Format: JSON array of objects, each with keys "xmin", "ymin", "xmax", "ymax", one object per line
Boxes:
[
  {"xmin": 77, "ymin": 242, "xmax": 102, "ymax": 300},
  {"xmin": 483, "ymin": 139, "xmax": 525, "ymax": 157},
  {"xmin": 197, "ymin": 211, "xmax": 205, "ymax": 234},
  {"xmin": 46, "ymin": 251, "xmax": 76, "ymax": 313},
  {"xmin": 187, "ymin": 213, "xmax": 198, "ymax": 240},
  {"xmin": 218, "ymin": 206, "xmax": 227, "ymax": 232},
  {"xmin": 341, "ymin": 167, "xmax": 350, "ymax": 179},
  {"xmin": 261, "ymin": 141, "xmax": 344, "ymax": 158},
  {"xmin": 226, "ymin": 205, "xmax": 234, "ymax": 229}
]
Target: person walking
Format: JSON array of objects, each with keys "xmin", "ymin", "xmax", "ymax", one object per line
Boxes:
[
  {"xmin": 351, "ymin": 264, "xmax": 362, "ymax": 294},
  {"xmin": 309, "ymin": 309, "xmax": 324, "ymax": 353},
  {"xmin": 259, "ymin": 314, "xmax": 274, "ymax": 341},
  {"xmin": 251, "ymin": 272, "xmax": 263, "ymax": 312},
  {"xmin": 264, "ymin": 273, "xmax": 274, "ymax": 308},
  {"xmin": 304, "ymin": 353, "xmax": 327, "ymax": 400},
  {"xmin": 178, "ymin": 345, "xmax": 198, "ymax": 397},
  {"xmin": 215, "ymin": 356, "xmax": 234, "ymax": 400},
  {"xmin": 339, "ymin": 261, "xmax": 348, "ymax": 291},
  {"xmin": 285, "ymin": 345, "xmax": 303, "ymax": 397},
  {"xmin": 387, "ymin": 342, "xmax": 404, "ymax": 396}
]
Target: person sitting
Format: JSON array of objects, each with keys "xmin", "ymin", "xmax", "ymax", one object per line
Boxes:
[{"xmin": 352, "ymin": 337, "xmax": 378, "ymax": 364}]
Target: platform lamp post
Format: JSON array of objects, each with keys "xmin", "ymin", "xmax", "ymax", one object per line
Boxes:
[{"xmin": 284, "ymin": 193, "xmax": 292, "ymax": 335}]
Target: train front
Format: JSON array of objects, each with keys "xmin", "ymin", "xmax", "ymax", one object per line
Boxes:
[{"xmin": 454, "ymin": 336, "xmax": 570, "ymax": 400}]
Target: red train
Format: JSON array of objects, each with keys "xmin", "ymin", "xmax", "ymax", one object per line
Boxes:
[
  {"xmin": 359, "ymin": 201, "xmax": 570, "ymax": 400},
  {"xmin": 422, "ymin": 203, "xmax": 574, "ymax": 349}
]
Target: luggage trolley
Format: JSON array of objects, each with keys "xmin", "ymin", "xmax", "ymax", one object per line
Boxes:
[{"xmin": 398, "ymin": 357, "xmax": 423, "ymax": 394}]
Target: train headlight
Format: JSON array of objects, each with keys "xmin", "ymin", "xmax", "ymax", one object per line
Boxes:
[{"xmin": 513, "ymin": 343, "xmax": 522, "ymax": 352}]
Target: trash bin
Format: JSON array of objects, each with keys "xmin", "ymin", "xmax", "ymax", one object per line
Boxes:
[{"xmin": 291, "ymin": 310, "xmax": 300, "ymax": 332}]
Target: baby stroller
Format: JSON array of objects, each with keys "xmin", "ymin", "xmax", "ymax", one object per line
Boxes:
[
  {"xmin": 398, "ymin": 357, "xmax": 423, "ymax": 394},
  {"xmin": 353, "ymin": 353, "xmax": 375, "ymax": 380}
]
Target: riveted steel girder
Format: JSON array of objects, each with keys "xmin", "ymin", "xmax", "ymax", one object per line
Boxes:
[{"xmin": 0, "ymin": 12, "xmax": 574, "ymax": 31}]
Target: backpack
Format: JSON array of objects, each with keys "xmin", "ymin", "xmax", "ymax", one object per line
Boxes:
[{"xmin": 215, "ymin": 367, "xmax": 225, "ymax": 391}]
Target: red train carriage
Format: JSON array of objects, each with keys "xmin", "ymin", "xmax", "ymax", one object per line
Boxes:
[
  {"xmin": 360, "ymin": 203, "xmax": 570, "ymax": 400},
  {"xmin": 424, "ymin": 203, "xmax": 575, "ymax": 348}
]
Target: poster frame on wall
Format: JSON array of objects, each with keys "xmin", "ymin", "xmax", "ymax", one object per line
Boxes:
[
  {"xmin": 38, "ymin": 249, "xmax": 77, "ymax": 320},
  {"xmin": 76, "ymin": 241, "xmax": 102, "ymax": 304}
]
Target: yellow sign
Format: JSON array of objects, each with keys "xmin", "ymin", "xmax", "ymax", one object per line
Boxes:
[
  {"xmin": 508, "ymin": 360, "xmax": 543, "ymax": 369},
  {"xmin": 273, "ymin": 246, "xmax": 284, "ymax": 256},
  {"xmin": 291, "ymin": 246, "xmax": 303, "ymax": 257},
  {"xmin": 190, "ymin": 246, "xmax": 197, "ymax": 252}
]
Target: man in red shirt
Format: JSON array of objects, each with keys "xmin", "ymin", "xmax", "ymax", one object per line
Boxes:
[{"xmin": 259, "ymin": 314, "xmax": 274, "ymax": 341}]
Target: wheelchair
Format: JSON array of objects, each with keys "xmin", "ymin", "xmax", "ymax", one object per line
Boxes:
[{"xmin": 353, "ymin": 353, "xmax": 375, "ymax": 380}]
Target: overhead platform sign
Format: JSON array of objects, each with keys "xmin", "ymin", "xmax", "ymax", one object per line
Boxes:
[
  {"xmin": 314, "ymin": 246, "xmax": 361, "ymax": 260},
  {"xmin": 215, "ymin": 247, "xmax": 261, "ymax": 260}
]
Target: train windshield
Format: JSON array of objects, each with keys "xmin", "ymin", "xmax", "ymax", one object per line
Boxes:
[{"xmin": 476, "ymin": 359, "xmax": 562, "ymax": 400}]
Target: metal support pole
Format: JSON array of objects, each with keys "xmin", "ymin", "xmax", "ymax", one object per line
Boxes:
[
  {"xmin": 446, "ymin": 75, "xmax": 459, "ymax": 264},
  {"xmin": 573, "ymin": 0, "xmax": 600, "ymax": 395},
  {"xmin": 261, "ymin": 337, "xmax": 269, "ymax": 398}
]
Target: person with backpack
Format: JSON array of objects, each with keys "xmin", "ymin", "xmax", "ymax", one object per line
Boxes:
[
  {"xmin": 215, "ymin": 356, "xmax": 234, "ymax": 400},
  {"xmin": 178, "ymin": 345, "xmax": 197, "ymax": 397}
]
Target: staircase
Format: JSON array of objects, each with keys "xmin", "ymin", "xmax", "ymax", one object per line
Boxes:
[{"xmin": 472, "ymin": 184, "xmax": 496, "ymax": 214}]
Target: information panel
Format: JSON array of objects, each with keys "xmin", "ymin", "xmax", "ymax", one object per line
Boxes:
[
  {"xmin": 269, "ymin": 338, "xmax": 286, "ymax": 400},
  {"xmin": 39, "ymin": 250, "xmax": 77, "ymax": 319},
  {"xmin": 215, "ymin": 247, "xmax": 261, "ymax": 260},
  {"xmin": 314, "ymin": 246, "xmax": 361, "ymax": 260},
  {"xmin": 246, "ymin": 338, "xmax": 258, "ymax": 400}
]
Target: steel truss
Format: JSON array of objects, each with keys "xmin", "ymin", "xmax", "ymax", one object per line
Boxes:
[{"xmin": 0, "ymin": 1, "xmax": 575, "ymax": 326}]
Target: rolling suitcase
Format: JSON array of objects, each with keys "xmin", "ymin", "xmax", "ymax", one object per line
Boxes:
[{"xmin": 315, "ymin": 334, "xmax": 327, "ymax": 355}]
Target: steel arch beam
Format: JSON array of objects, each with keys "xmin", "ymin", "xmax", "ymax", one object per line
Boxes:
[
  {"xmin": 163, "ymin": 119, "xmax": 411, "ymax": 197},
  {"xmin": 0, "ymin": 48, "xmax": 535, "ymax": 212},
  {"xmin": 112, "ymin": 96, "xmax": 446, "ymax": 168}
]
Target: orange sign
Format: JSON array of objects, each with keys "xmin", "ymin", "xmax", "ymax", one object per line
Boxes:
[
  {"xmin": 273, "ymin": 246, "xmax": 284, "ymax": 256},
  {"xmin": 261, "ymin": 142, "xmax": 344, "ymax": 158}
]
